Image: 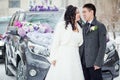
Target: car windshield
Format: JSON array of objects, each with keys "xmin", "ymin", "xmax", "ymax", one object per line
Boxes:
[
  {"xmin": 25, "ymin": 10, "xmax": 64, "ymax": 29},
  {"xmin": 26, "ymin": 10, "xmax": 64, "ymax": 54}
]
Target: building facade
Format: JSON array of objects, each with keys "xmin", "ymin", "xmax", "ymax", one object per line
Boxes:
[
  {"xmin": 0, "ymin": 0, "xmax": 120, "ymax": 31},
  {"xmin": 0, "ymin": 0, "xmax": 29, "ymax": 17}
]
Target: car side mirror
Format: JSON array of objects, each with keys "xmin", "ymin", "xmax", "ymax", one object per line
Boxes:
[{"xmin": 7, "ymin": 30, "xmax": 18, "ymax": 35}]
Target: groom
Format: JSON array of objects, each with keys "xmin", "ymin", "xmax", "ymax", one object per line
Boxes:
[{"xmin": 79, "ymin": 3, "xmax": 107, "ymax": 80}]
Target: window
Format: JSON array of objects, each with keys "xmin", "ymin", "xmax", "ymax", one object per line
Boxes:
[
  {"xmin": 7, "ymin": 13, "xmax": 20, "ymax": 30},
  {"xmin": 9, "ymin": 0, "xmax": 20, "ymax": 8},
  {"xmin": 9, "ymin": 14, "xmax": 16, "ymax": 26},
  {"xmin": 18, "ymin": 13, "xmax": 25, "ymax": 21}
]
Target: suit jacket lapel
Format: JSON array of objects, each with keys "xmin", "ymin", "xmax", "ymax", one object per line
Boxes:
[
  {"xmin": 86, "ymin": 18, "xmax": 97, "ymax": 34},
  {"xmin": 86, "ymin": 26, "xmax": 90, "ymax": 34}
]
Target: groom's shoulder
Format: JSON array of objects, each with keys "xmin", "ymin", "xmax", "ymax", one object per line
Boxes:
[
  {"xmin": 96, "ymin": 20, "xmax": 106, "ymax": 29},
  {"xmin": 96, "ymin": 20, "xmax": 107, "ymax": 32},
  {"xmin": 96, "ymin": 20, "xmax": 104, "ymax": 26}
]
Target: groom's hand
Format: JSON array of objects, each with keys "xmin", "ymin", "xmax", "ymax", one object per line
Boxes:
[{"xmin": 94, "ymin": 65, "xmax": 100, "ymax": 70}]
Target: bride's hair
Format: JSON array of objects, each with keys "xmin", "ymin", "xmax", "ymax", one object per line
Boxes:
[{"xmin": 64, "ymin": 5, "xmax": 77, "ymax": 30}]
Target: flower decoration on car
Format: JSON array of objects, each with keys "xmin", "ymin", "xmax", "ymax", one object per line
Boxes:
[{"xmin": 14, "ymin": 21, "xmax": 53, "ymax": 37}]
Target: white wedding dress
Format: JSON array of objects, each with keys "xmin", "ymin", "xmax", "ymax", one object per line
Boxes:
[{"xmin": 45, "ymin": 21, "xmax": 84, "ymax": 80}]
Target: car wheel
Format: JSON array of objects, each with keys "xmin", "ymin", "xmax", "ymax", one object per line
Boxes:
[
  {"xmin": 0, "ymin": 54, "xmax": 4, "ymax": 63},
  {"xmin": 17, "ymin": 60, "xmax": 27, "ymax": 80},
  {"xmin": 5, "ymin": 44, "xmax": 13, "ymax": 76},
  {"xmin": 0, "ymin": 46, "xmax": 5, "ymax": 63}
]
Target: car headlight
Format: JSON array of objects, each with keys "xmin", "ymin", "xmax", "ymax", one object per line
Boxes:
[
  {"xmin": 0, "ymin": 40, "xmax": 4, "ymax": 46},
  {"xmin": 28, "ymin": 41, "xmax": 50, "ymax": 57},
  {"xmin": 29, "ymin": 69, "xmax": 37, "ymax": 77},
  {"xmin": 115, "ymin": 64, "xmax": 119, "ymax": 71},
  {"xmin": 104, "ymin": 53, "xmax": 108, "ymax": 61}
]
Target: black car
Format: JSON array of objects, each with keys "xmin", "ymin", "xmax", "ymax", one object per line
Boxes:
[
  {"xmin": 0, "ymin": 16, "xmax": 11, "ymax": 62},
  {"xmin": 102, "ymin": 40, "xmax": 120, "ymax": 80},
  {"xmin": 4, "ymin": 10, "xmax": 119, "ymax": 80},
  {"xmin": 4, "ymin": 10, "xmax": 64, "ymax": 80}
]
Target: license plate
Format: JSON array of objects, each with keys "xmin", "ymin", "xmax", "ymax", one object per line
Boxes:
[{"xmin": 0, "ymin": 50, "xmax": 2, "ymax": 55}]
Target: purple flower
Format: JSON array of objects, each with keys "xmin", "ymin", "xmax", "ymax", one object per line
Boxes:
[
  {"xmin": 34, "ymin": 26, "xmax": 39, "ymax": 31},
  {"xmin": 14, "ymin": 21, "xmax": 23, "ymax": 28},
  {"xmin": 41, "ymin": 23, "xmax": 53, "ymax": 33},
  {"xmin": 18, "ymin": 28, "xmax": 26, "ymax": 37}
]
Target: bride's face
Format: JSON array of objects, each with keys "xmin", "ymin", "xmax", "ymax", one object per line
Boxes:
[{"xmin": 75, "ymin": 9, "xmax": 81, "ymax": 21}]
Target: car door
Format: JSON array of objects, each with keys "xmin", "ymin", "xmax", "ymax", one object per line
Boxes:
[
  {"xmin": 6, "ymin": 13, "xmax": 17, "ymax": 59},
  {"xmin": 10, "ymin": 12, "xmax": 26, "ymax": 67},
  {"xmin": 6, "ymin": 13, "xmax": 20, "ymax": 66}
]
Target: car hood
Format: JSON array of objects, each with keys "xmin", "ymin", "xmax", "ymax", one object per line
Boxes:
[{"xmin": 26, "ymin": 31, "xmax": 53, "ymax": 47}]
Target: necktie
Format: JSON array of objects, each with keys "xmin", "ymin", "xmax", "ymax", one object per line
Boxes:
[
  {"xmin": 85, "ymin": 22, "xmax": 91, "ymax": 33},
  {"xmin": 87, "ymin": 22, "xmax": 91, "ymax": 28}
]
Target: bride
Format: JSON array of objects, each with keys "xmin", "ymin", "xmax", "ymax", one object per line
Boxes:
[{"xmin": 45, "ymin": 5, "xmax": 84, "ymax": 80}]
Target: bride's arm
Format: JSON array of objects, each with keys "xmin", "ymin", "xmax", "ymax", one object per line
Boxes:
[{"xmin": 49, "ymin": 22, "xmax": 62, "ymax": 62}]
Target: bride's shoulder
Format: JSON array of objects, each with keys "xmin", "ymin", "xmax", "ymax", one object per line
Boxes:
[
  {"xmin": 57, "ymin": 21, "xmax": 65, "ymax": 26},
  {"xmin": 55, "ymin": 21, "xmax": 66, "ymax": 30}
]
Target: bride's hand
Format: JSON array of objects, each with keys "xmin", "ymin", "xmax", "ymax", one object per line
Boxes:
[{"xmin": 51, "ymin": 60, "xmax": 56, "ymax": 66}]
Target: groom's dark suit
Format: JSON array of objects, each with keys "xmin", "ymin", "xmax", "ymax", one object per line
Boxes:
[{"xmin": 79, "ymin": 18, "xmax": 107, "ymax": 80}]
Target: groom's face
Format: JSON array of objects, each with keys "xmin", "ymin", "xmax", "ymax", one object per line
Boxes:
[{"xmin": 82, "ymin": 8, "xmax": 93, "ymax": 21}]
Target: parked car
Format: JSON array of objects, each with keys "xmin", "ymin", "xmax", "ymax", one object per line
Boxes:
[
  {"xmin": 102, "ymin": 40, "xmax": 120, "ymax": 80},
  {"xmin": 0, "ymin": 16, "xmax": 11, "ymax": 62},
  {"xmin": 4, "ymin": 10, "xmax": 64, "ymax": 80}
]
